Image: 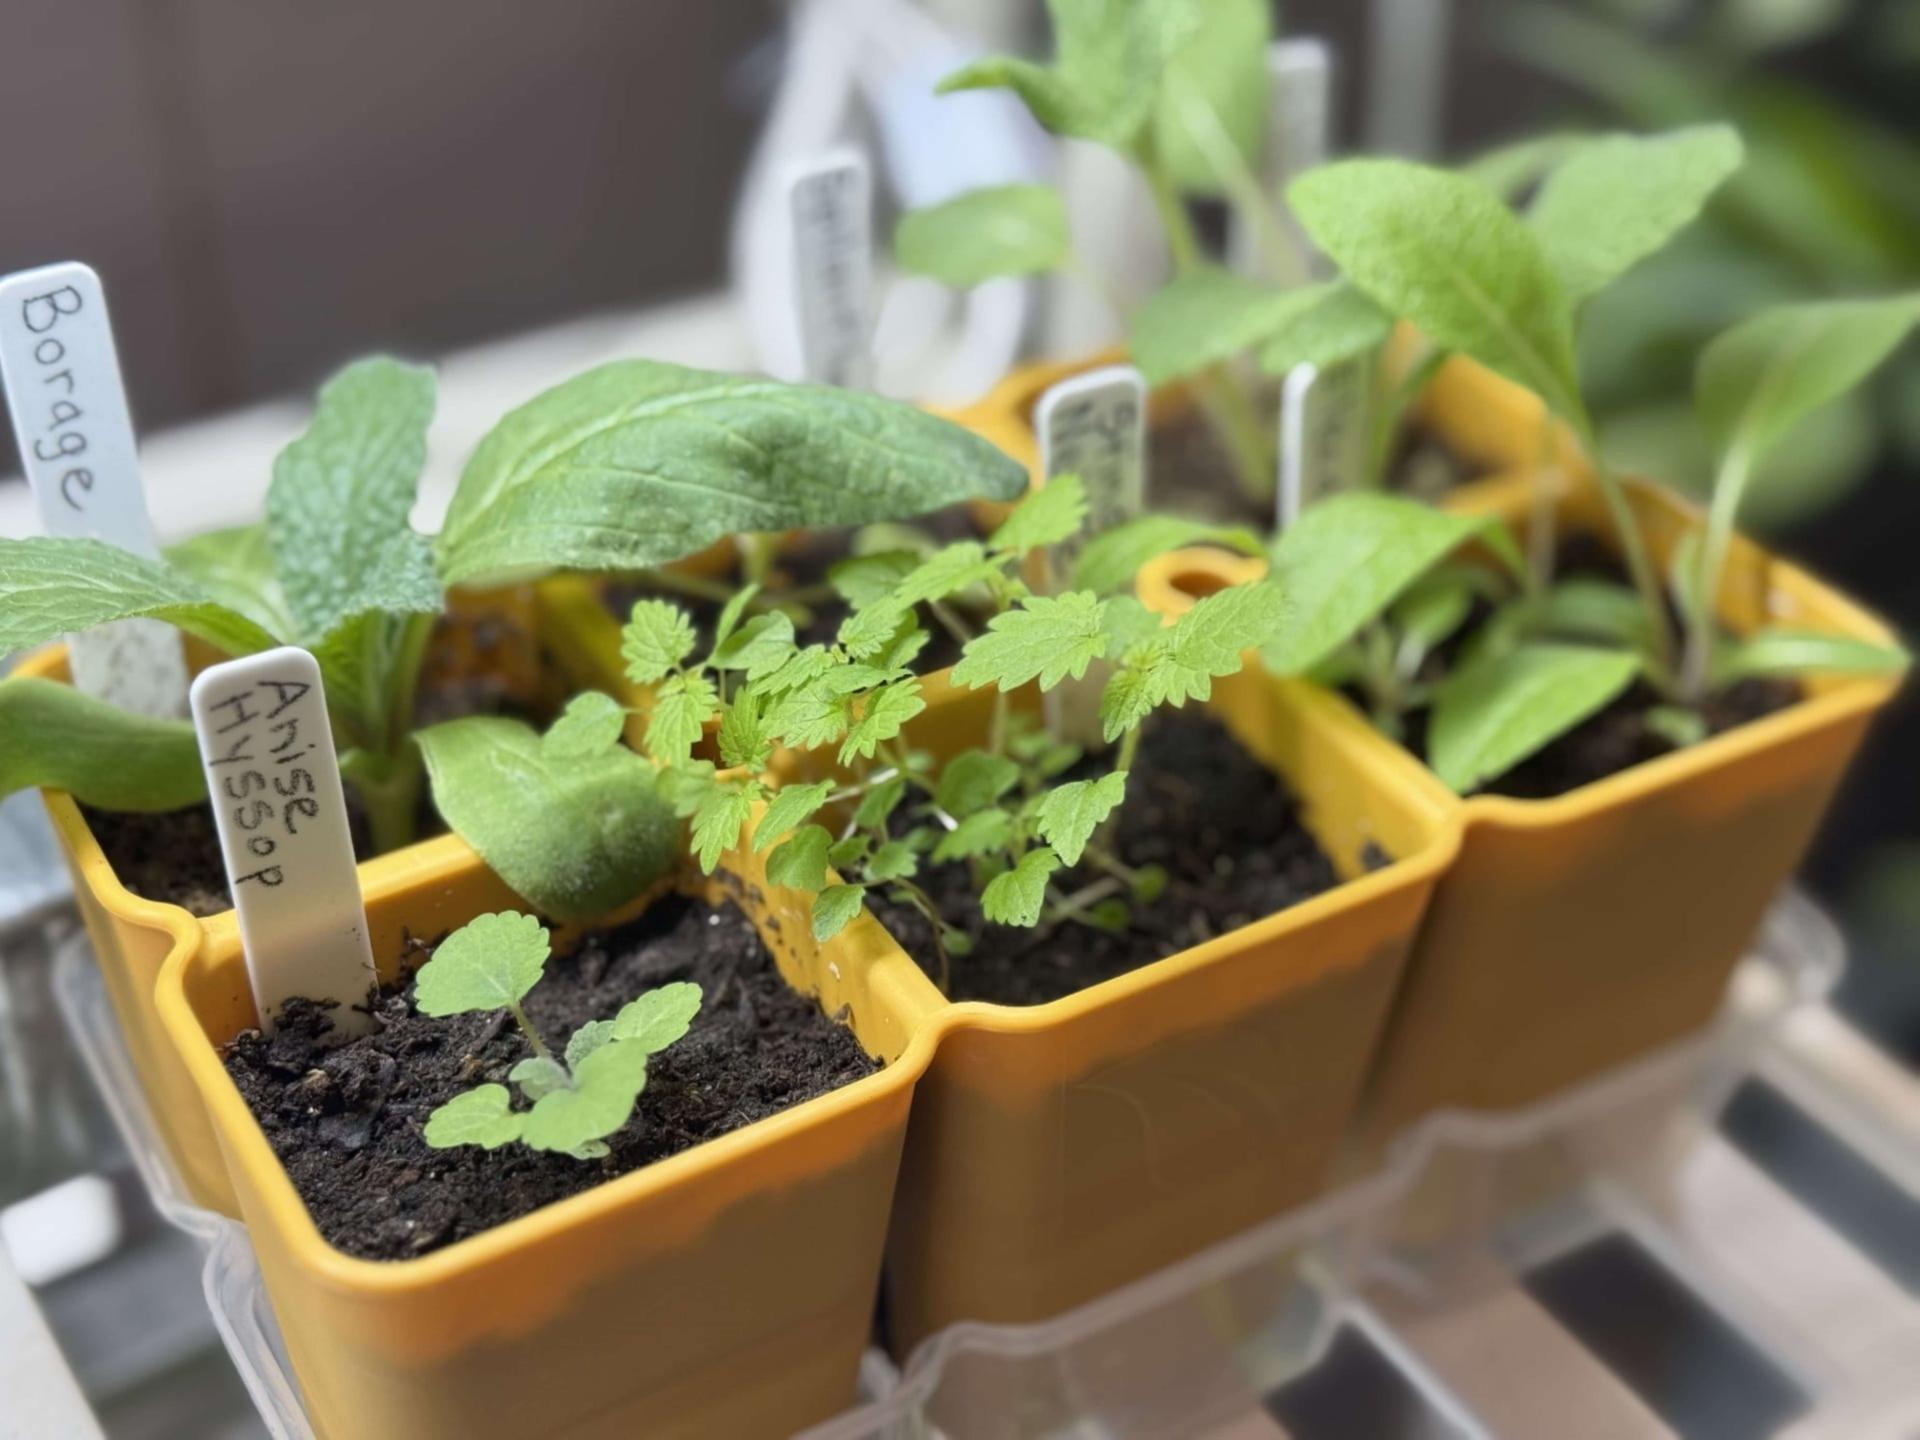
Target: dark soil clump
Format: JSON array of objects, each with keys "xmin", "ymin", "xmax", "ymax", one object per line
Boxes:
[
  {"xmin": 222, "ymin": 895, "xmax": 878, "ymax": 1260},
  {"xmin": 872, "ymin": 711, "xmax": 1353, "ymax": 1006}
]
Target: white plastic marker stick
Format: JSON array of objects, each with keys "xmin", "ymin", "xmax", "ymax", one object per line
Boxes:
[
  {"xmin": 0, "ymin": 262, "xmax": 188, "ymax": 715},
  {"xmin": 1036, "ymin": 365, "xmax": 1146, "ymax": 742},
  {"xmin": 787, "ymin": 148, "xmax": 873, "ymax": 390},
  {"xmin": 1036, "ymin": 364, "xmax": 1147, "ymax": 573},
  {"xmin": 1231, "ymin": 39, "xmax": 1333, "ymax": 281},
  {"xmin": 189, "ymin": 648, "xmax": 377, "ymax": 1036},
  {"xmin": 1277, "ymin": 361, "xmax": 1369, "ymax": 530}
]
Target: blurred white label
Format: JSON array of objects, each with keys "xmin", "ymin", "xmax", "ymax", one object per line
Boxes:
[
  {"xmin": 1278, "ymin": 360, "xmax": 1368, "ymax": 530},
  {"xmin": 190, "ymin": 648, "xmax": 376, "ymax": 1035},
  {"xmin": 1037, "ymin": 364, "xmax": 1146, "ymax": 568},
  {"xmin": 788, "ymin": 149, "xmax": 873, "ymax": 389},
  {"xmin": 0, "ymin": 262, "xmax": 187, "ymax": 715}
]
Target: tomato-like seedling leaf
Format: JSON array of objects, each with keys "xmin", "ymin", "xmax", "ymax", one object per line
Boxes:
[
  {"xmin": 622, "ymin": 600, "xmax": 698, "ymax": 684},
  {"xmin": 540, "ymin": 691, "xmax": 627, "ymax": 760},
  {"xmin": 691, "ymin": 780, "xmax": 757, "ymax": 872},
  {"xmin": 646, "ymin": 672, "xmax": 720, "ymax": 765},
  {"xmin": 989, "ymin": 476, "xmax": 1087, "ymax": 555},
  {"xmin": 952, "ymin": 592, "xmax": 1111, "ymax": 692},
  {"xmin": 936, "ymin": 750, "xmax": 1021, "ymax": 819},
  {"xmin": 933, "ymin": 808, "xmax": 1015, "ymax": 862},
  {"xmin": 839, "ymin": 679, "xmax": 926, "ymax": 766},
  {"xmin": 981, "ymin": 847, "xmax": 1060, "ymax": 927},
  {"xmin": 1034, "ymin": 771, "xmax": 1127, "ymax": 866},
  {"xmin": 767, "ymin": 825, "xmax": 834, "ymax": 892},
  {"xmin": 753, "ymin": 779, "xmax": 837, "ymax": 850},
  {"xmin": 811, "ymin": 883, "xmax": 867, "ymax": 942}
]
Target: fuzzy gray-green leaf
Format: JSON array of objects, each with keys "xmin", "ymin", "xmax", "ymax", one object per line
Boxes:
[
  {"xmin": 423, "ymin": 1085, "xmax": 524, "ymax": 1150},
  {"xmin": 895, "ymin": 185, "xmax": 1070, "ymax": 287},
  {"xmin": 609, "ymin": 980, "xmax": 702, "ymax": 1056},
  {"xmin": 0, "ymin": 676, "xmax": 205, "ymax": 810},
  {"xmin": 413, "ymin": 911, "xmax": 550, "ymax": 1017}
]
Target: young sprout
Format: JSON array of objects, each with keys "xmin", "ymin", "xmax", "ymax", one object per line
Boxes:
[{"xmin": 415, "ymin": 911, "xmax": 701, "ymax": 1160}]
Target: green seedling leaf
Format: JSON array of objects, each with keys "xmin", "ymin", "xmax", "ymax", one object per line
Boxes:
[
  {"xmin": 414, "ymin": 911, "xmax": 550, "ymax": 1017},
  {"xmin": 521, "ymin": 1039, "xmax": 652, "ymax": 1155},
  {"xmin": 981, "ymin": 847, "xmax": 1060, "ymax": 927},
  {"xmin": 1713, "ymin": 629, "xmax": 1909, "ymax": 684},
  {"xmin": 266, "ymin": 357, "xmax": 441, "ymax": 642},
  {"xmin": 656, "ymin": 760, "xmax": 717, "ymax": 819},
  {"xmin": 1151, "ymin": 0, "xmax": 1270, "ymax": 196},
  {"xmin": 1072, "ymin": 515, "xmax": 1263, "ymax": 596},
  {"xmin": 812, "ymin": 883, "xmax": 866, "ymax": 942},
  {"xmin": 752, "ymin": 645, "xmax": 837, "ymax": 697},
  {"xmin": 418, "ymin": 716, "xmax": 679, "ymax": 922},
  {"xmin": 438, "ymin": 360, "xmax": 1026, "ymax": 586},
  {"xmin": 766, "ymin": 825, "xmax": 833, "ymax": 892},
  {"xmin": 1644, "ymin": 705, "xmax": 1709, "ymax": 749},
  {"xmin": 1287, "ymin": 159, "xmax": 1584, "ymax": 424},
  {"xmin": 1538, "ymin": 579, "xmax": 1654, "ymax": 649},
  {"xmin": 1099, "ymin": 655, "xmax": 1162, "ymax": 742},
  {"xmin": 1100, "ymin": 594, "xmax": 1164, "ymax": 651},
  {"xmin": 867, "ymin": 839, "xmax": 919, "ymax": 882},
  {"xmin": 753, "ymin": 779, "xmax": 836, "ymax": 849},
  {"xmin": 1262, "ymin": 494, "xmax": 1523, "ymax": 675},
  {"xmin": 828, "ymin": 835, "xmax": 870, "ymax": 870},
  {"xmin": 0, "ymin": 536, "xmax": 281, "ymax": 659},
  {"xmin": 936, "ymin": 750, "xmax": 1021, "ymax": 818},
  {"xmin": 1162, "ymin": 578, "xmax": 1288, "ymax": 688},
  {"xmin": 1255, "ymin": 282, "xmax": 1396, "ymax": 377},
  {"xmin": 989, "ymin": 475, "xmax": 1087, "ymax": 554},
  {"xmin": 712, "ymin": 612, "xmax": 797, "ymax": 679},
  {"xmin": 164, "ymin": 523, "xmax": 295, "ymax": 641},
  {"xmin": 830, "ymin": 552, "xmax": 920, "ymax": 610},
  {"xmin": 839, "ymin": 679, "xmax": 926, "ymax": 765},
  {"xmin": 1527, "ymin": 125, "xmax": 1743, "ymax": 309},
  {"xmin": 565, "ymin": 1020, "xmax": 615, "ymax": 1070},
  {"xmin": 938, "ymin": 0, "xmax": 1192, "ymax": 148},
  {"xmin": 609, "ymin": 980, "xmax": 702, "ymax": 1055},
  {"xmin": 1698, "ymin": 294, "xmax": 1920, "ymax": 473},
  {"xmin": 716, "ymin": 688, "xmax": 772, "ymax": 771},
  {"xmin": 541, "ymin": 692, "xmax": 627, "ymax": 759},
  {"xmin": 952, "ymin": 592, "xmax": 1110, "ymax": 692},
  {"xmin": 622, "ymin": 600, "xmax": 698, "ymax": 685},
  {"xmin": 853, "ymin": 774, "xmax": 907, "ymax": 830},
  {"xmin": 883, "ymin": 541, "xmax": 1007, "ymax": 611},
  {"xmin": 1133, "ymin": 270, "xmax": 1337, "ymax": 386},
  {"xmin": 710, "ymin": 584, "xmax": 759, "ymax": 656},
  {"xmin": 1034, "ymin": 771, "xmax": 1127, "ymax": 865},
  {"xmin": 933, "ymin": 808, "xmax": 1015, "ymax": 862},
  {"xmin": 895, "ymin": 184, "xmax": 1070, "ymax": 286},
  {"xmin": 509, "ymin": 1056, "xmax": 572, "ymax": 1102},
  {"xmin": 424, "ymin": 1085, "xmax": 524, "ymax": 1151},
  {"xmin": 1461, "ymin": 131, "xmax": 1591, "ymax": 200},
  {"xmin": 691, "ymin": 780, "xmax": 756, "ymax": 872},
  {"xmin": 1392, "ymin": 570, "xmax": 1479, "ymax": 658},
  {"xmin": 0, "ymin": 677, "xmax": 204, "ymax": 810},
  {"xmin": 646, "ymin": 672, "xmax": 720, "ymax": 764},
  {"xmin": 767, "ymin": 686, "xmax": 853, "ymax": 750},
  {"xmin": 1428, "ymin": 643, "xmax": 1641, "ymax": 793}
]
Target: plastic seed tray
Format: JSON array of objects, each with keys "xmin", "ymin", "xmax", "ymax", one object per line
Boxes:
[{"xmin": 43, "ymin": 890, "xmax": 1920, "ymax": 1439}]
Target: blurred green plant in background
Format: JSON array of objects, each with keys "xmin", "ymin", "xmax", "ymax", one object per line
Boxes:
[{"xmin": 1496, "ymin": 0, "xmax": 1920, "ymax": 530}]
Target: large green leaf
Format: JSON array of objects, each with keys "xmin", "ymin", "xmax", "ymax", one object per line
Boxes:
[
  {"xmin": 1713, "ymin": 628, "xmax": 1908, "ymax": 685},
  {"xmin": 0, "ymin": 676, "xmax": 204, "ymax": 809},
  {"xmin": 894, "ymin": 185, "xmax": 1070, "ymax": 288},
  {"xmin": 164, "ymin": 523, "xmax": 295, "ymax": 641},
  {"xmin": 267, "ymin": 356, "xmax": 441, "ymax": 640},
  {"xmin": 1527, "ymin": 125, "xmax": 1744, "ymax": 308},
  {"xmin": 0, "ymin": 536, "xmax": 280, "ymax": 658},
  {"xmin": 1287, "ymin": 159, "xmax": 1585, "ymax": 425},
  {"xmin": 1132, "ymin": 269, "xmax": 1334, "ymax": 386},
  {"xmin": 1261, "ymin": 495, "xmax": 1522, "ymax": 675},
  {"xmin": 1428, "ymin": 643, "xmax": 1641, "ymax": 793},
  {"xmin": 416, "ymin": 714, "xmax": 680, "ymax": 923},
  {"xmin": 436, "ymin": 361, "xmax": 1027, "ymax": 586},
  {"xmin": 1697, "ymin": 293, "xmax": 1920, "ymax": 468},
  {"xmin": 1151, "ymin": 0, "xmax": 1270, "ymax": 196},
  {"xmin": 1254, "ymin": 283, "xmax": 1395, "ymax": 377}
]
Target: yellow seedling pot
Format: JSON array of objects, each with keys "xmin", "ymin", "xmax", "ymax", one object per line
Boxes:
[
  {"xmin": 23, "ymin": 583, "xmax": 583, "ymax": 1216},
  {"xmin": 878, "ymin": 638, "xmax": 1461, "ymax": 1351},
  {"xmin": 1357, "ymin": 472, "xmax": 1902, "ymax": 1142},
  {"xmin": 154, "ymin": 832, "xmax": 944, "ymax": 1440}
]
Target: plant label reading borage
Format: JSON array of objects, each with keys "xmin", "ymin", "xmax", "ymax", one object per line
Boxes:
[
  {"xmin": 190, "ymin": 647, "xmax": 378, "ymax": 1036},
  {"xmin": 786, "ymin": 148, "xmax": 873, "ymax": 390},
  {"xmin": 0, "ymin": 262, "xmax": 188, "ymax": 715}
]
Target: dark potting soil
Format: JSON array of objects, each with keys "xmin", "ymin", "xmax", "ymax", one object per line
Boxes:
[
  {"xmin": 81, "ymin": 614, "xmax": 555, "ymax": 917},
  {"xmin": 222, "ymin": 895, "xmax": 878, "ymax": 1260},
  {"xmin": 1147, "ymin": 403, "xmax": 1272, "ymax": 528},
  {"xmin": 871, "ymin": 710, "xmax": 1351, "ymax": 1006},
  {"xmin": 1400, "ymin": 533, "xmax": 1801, "ymax": 800},
  {"xmin": 603, "ymin": 511, "xmax": 980, "ymax": 674}
]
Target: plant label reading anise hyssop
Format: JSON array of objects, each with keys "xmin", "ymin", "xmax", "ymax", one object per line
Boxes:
[
  {"xmin": 0, "ymin": 262, "xmax": 188, "ymax": 715},
  {"xmin": 787, "ymin": 148, "xmax": 873, "ymax": 390},
  {"xmin": 190, "ymin": 647, "xmax": 377, "ymax": 1035}
]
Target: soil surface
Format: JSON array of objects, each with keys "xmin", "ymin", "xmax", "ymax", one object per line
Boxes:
[
  {"xmin": 1401, "ymin": 533, "xmax": 1801, "ymax": 799},
  {"xmin": 870, "ymin": 710, "xmax": 1353, "ymax": 1006},
  {"xmin": 83, "ymin": 613, "xmax": 555, "ymax": 917},
  {"xmin": 603, "ymin": 511, "xmax": 980, "ymax": 673},
  {"xmin": 223, "ymin": 895, "xmax": 878, "ymax": 1260},
  {"xmin": 1384, "ymin": 425, "xmax": 1476, "ymax": 499}
]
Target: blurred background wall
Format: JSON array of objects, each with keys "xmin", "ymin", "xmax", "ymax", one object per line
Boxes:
[{"xmin": 1, "ymin": 0, "xmax": 1916, "ymax": 1056}]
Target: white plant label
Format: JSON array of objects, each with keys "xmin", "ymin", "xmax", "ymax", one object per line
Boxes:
[
  {"xmin": 1277, "ymin": 361, "xmax": 1369, "ymax": 530},
  {"xmin": 0, "ymin": 262, "xmax": 187, "ymax": 716},
  {"xmin": 787, "ymin": 149, "xmax": 873, "ymax": 390},
  {"xmin": 1036, "ymin": 364, "xmax": 1146, "ymax": 570},
  {"xmin": 190, "ymin": 648, "xmax": 376, "ymax": 1035},
  {"xmin": 1232, "ymin": 39, "xmax": 1333, "ymax": 279}
]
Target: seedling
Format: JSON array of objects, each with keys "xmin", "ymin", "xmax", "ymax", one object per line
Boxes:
[
  {"xmin": 620, "ymin": 475, "xmax": 1289, "ymax": 988},
  {"xmin": 412, "ymin": 911, "xmax": 701, "ymax": 1160},
  {"xmin": 0, "ymin": 354, "xmax": 1025, "ymax": 874}
]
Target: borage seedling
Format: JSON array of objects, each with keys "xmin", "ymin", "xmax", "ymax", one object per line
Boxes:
[
  {"xmin": 0, "ymin": 354, "xmax": 1026, "ymax": 912},
  {"xmin": 411, "ymin": 911, "xmax": 702, "ymax": 1160},
  {"xmin": 622, "ymin": 475, "xmax": 1289, "ymax": 988}
]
